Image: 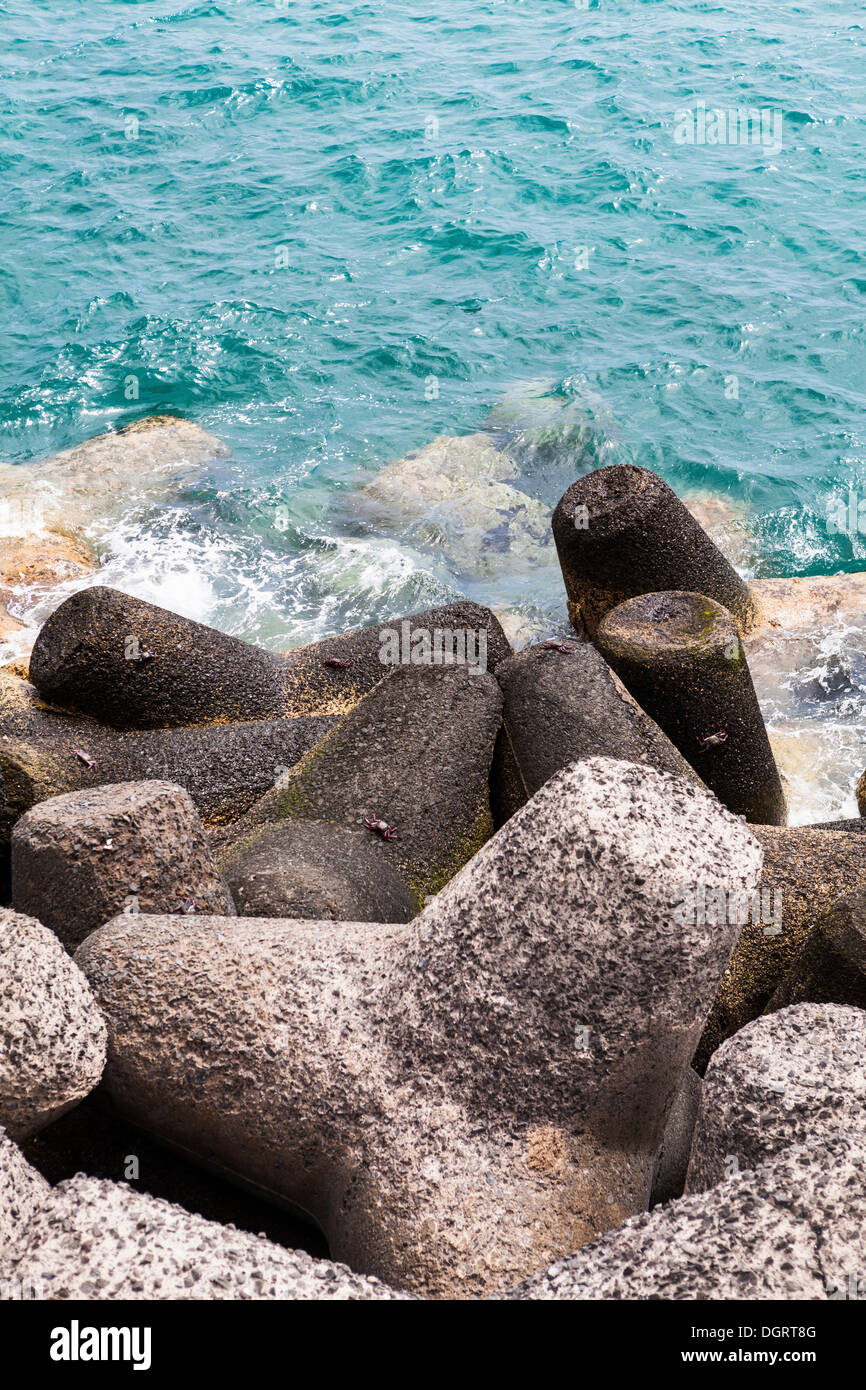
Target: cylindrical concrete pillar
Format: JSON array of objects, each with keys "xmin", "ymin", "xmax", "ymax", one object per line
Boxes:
[
  {"xmin": 596, "ymin": 590, "xmax": 785, "ymax": 826},
  {"xmin": 552, "ymin": 465, "xmax": 756, "ymax": 639}
]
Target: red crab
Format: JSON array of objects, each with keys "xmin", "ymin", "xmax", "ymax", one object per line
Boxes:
[
  {"xmin": 323, "ymin": 655, "xmax": 355, "ymax": 669},
  {"xmin": 363, "ymin": 816, "xmax": 399, "ymax": 841},
  {"xmin": 541, "ymin": 640, "xmax": 575, "ymax": 653},
  {"xmin": 72, "ymin": 747, "xmax": 98, "ymax": 773},
  {"xmin": 697, "ymin": 722, "xmax": 729, "ymax": 751}
]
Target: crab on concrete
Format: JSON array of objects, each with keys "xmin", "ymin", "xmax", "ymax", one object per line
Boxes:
[
  {"xmin": 697, "ymin": 722, "xmax": 729, "ymax": 751},
  {"xmin": 72, "ymin": 747, "xmax": 98, "ymax": 773},
  {"xmin": 363, "ymin": 816, "xmax": 399, "ymax": 841},
  {"xmin": 323, "ymin": 655, "xmax": 355, "ymax": 669}
]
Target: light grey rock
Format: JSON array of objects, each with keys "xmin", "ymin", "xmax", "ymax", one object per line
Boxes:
[
  {"xmin": 77, "ymin": 757, "xmax": 761, "ymax": 1299},
  {"xmin": 686, "ymin": 1003, "xmax": 866, "ymax": 1194},
  {"xmin": 0, "ymin": 1128, "xmax": 50, "ymax": 1258},
  {"xmin": 0, "ymin": 910, "xmax": 106, "ymax": 1139},
  {"xmin": 12, "ymin": 780, "xmax": 235, "ymax": 952},
  {"xmin": 505, "ymin": 1134, "xmax": 866, "ymax": 1299},
  {"xmin": 650, "ymin": 1067, "xmax": 702, "ymax": 1207},
  {"xmin": 3, "ymin": 1172, "xmax": 404, "ymax": 1301}
]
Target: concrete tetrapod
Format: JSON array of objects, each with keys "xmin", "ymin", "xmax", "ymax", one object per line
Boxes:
[
  {"xmin": 0, "ymin": 911, "xmax": 106, "ymax": 1140},
  {"xmin": 77, "ymin": 757, "xmax": 762, "ymax": 1299},
  {"xmin": 504, "ymin": 1135, "xmax": 866, "ymax": 1300},
  {"xmin": 551, "ymin": 464, "xmax": 756, "ymax": 639},
  {"xmin": 0, "ymin": 671, "xmax": 333, "ymax": 847},
  {"xmin": 11, "ymin": 781, "xmax": 235, "ymax": 953},
  {"xmin": 767, "ymin": 886, "xmax": 866, "ymax": 1012},
  {"xmin": 490, "ymin": 637, "xmax": 701, "ymax": 825},
  {"xmin": 0, "ymin": 1131, "xmax": 404, "ymax": 1301},
  {"xmin": 596, "ymin": 590, "xmax": 786, "ymax": 825},
  {"xmin": 695, "ymin": 823, "xmax": 866, "ymax": 1070},
  {"xmin": 686, "ymin": 1003, "xmax": 866, "ymax": 1194},
  {"xmin": 219, "ymin": 662, "xmax": 503, "ymax": 920},
  {"xmin": 28, "ymin": 586, "xmax": 510, "ymax": 728}
]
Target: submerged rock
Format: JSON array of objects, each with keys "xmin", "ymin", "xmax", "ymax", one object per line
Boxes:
[
  {"xmin": 77, "ymin": 757, "xmax": 761, "ymax": 1298},
  {"xmin": 355, "ymin": 432, "xmax": 553, "ymax": 582}
]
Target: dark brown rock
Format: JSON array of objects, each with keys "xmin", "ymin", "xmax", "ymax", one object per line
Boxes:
[
  {"xmin": 767, "ymin": 887, "xmax": 866, "ymax": 1012},
  {"xmin": 491, "ymin": 637, "xmax": 701, "ymax": 824},
  {"xmin": 11, "ymin": 781, "xmax": 235, "ymax": 952},
  {"xmin": 28, "ymin": 587, "xmax": 511, "ymax": 728},
  {"xmin": 221, "ymin": 663, "xmax": 503, "ymax": 919},
  {"xmin": 694, "ymin": 824, "xmax": 866, "ymax": 1071},
  {"xmin": 596, "ymin": 590, "xmax": 785, "ymax": 825},
  {"xmin": 552, "ymin": 464, "xmax": 756, "ymax": 639}
]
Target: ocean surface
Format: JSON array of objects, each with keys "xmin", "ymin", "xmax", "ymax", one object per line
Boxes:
[{"xmin": 1, "ymin": 0, "xmax": 865, "ymax": 819}]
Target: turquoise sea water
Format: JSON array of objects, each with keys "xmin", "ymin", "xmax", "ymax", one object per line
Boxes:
[
  {"xmin": 2, "ymin": 3, "xmax": 866, "ymax": 822},
  {"xmin": 3, "ymin": 0, "xmax": 866, "ymax": 633}
]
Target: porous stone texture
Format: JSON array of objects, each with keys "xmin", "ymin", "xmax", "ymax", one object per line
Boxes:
[
  {"xmin": 504, "ymin": 1135, "xmax": 866, "ymax": 1300},
  {"xmin": 768, "ymin": 887, "xmax": 866, "ymax": 1012},
  {"xmin": 77, "ymin": 757, "xmax": 762, "ymax": 1298},
  {"xmin": 695, "ymin": 823, "xmax": 866, "ymax": 1071},
  {"xmin": 28, "ymin": 587, "xmax": 511, "ymax": 729},
  {"xmin": 650, "ymin": 1067, "xmax": 702, "ymax": 1208},
  {"xmin": 491, "ymin": 637, "xmax": 700, "ymax": 824},
  {"xmin": 0, "ymin": 1128, "xmax": 50, "ymax": 1257},
  {"xmin": 0, "ymin": 670, "xmax": 333, "ymax": 847},
  {"xmin": 279, "ymin": 599, "xmax": 512, "ymax": 717},
  {"xmin": 858, "ymin": 769, "xmax": 866, "ymax": 818},
  {"xmin": 221, "ymin": 663, "xmax": 503, "ymax": 918},
  {"xmin": 220, "ymin": 821, "xmax": 414, "ymax": 923},
  {"xmin": 596, "ymin": 590, "xmax": 786, "ymax": 826},
  {"xmin": 686, "ymin": 1004, "xmax": 866, "ymax": 1195},
  {"xmin": 0, "ymin": 1151, "xmax": 403, "ymax": 1300},
  {"xmin": 29, "ymin": 586, "xmax": 290, "ymax": 728},
  {"xmin": 11, "ymin": 781, "xmax": 235, "ymax": 952},
  {"xmin": 552, "ymin": 464, "xmax": 756, "ymax": 639},
  {"xmin": 0, "ymin": 910, "xmax": 106, "ymax": 1139}
]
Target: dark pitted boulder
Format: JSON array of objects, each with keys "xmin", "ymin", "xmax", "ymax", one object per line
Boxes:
[
  {"xmin": 0, "ymin": 671, "xmax": 333, "ymax": 848},
  {"xmin": 29, "ymin": 587, "xmax": 287, "ymax": 728},
  {"xmin": 768, "ymin": 886, "xmax": 866, "ymax": 1012},
  {"xmin": 0, "ymin": 910, "xmax": 106, "ymax": 1139},
  {"xmin": 686, "ymin": 1004, "xmax": 866, "ymax": 1195},
  {"xmin": 77, "ymin": 758, "xmax": 761, "ymax": 1298},
  {"xmin": 279, "ymin": 599, "xmax": 511, "ymax": 716},
  {"xmin": 220, "ymin": 821, "xmax": 414, "ymax": 922},
  {"xmin": 491, "ymin": 637, "xmax": 700, "ymax": 825},
  {"xmin": 597, "ymin": 590, "xmax": 786, "ymax": 825},
  {"xmin": 12, "ymin": 781, "xmax": 235, "ymax": 953},
  {"xmin": 695, "ymin": 823, "xmax": 866, "ymax": 1071},
  {"xmin": 552, "ymin": 464, "xmax": 756, "ymax": 639},
  {"xmin": 221, "ymin": 662, "xmax": 503, "ymax": 919},
  {"xmin": 503, "ymin": 1135, "xmax": 866, "ymax": 1300},
  {"xmin": 28, "ymin": 587, "xmax": 510, "ymax": 728}
]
